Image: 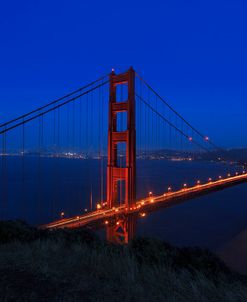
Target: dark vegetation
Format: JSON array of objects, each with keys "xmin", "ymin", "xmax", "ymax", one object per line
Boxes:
[{"xmin": 0, "ymin": 221, "xmax": 247, "ymax": 302}]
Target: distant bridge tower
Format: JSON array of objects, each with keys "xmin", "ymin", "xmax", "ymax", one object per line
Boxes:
[{"xmin": 106, "ymin": 67, "xmax": 137, "ymax": 243}]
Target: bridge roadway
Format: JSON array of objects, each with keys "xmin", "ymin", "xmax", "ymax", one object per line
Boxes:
[{"xmin": 42, "ymin": 172, "xmax": 247, "ymax": 230}]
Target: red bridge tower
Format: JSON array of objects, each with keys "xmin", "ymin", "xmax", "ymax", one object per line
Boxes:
[{"xmin": 106, "ymin": 67, "xmax": 136, "ymax": 243}]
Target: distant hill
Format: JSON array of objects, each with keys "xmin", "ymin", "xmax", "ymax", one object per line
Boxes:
[{"xmin": 139, "ymin": 148, "xmax": 247, "ymax": 165}]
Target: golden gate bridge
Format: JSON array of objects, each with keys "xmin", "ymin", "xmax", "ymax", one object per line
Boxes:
[{"xmin": 0, "ymin": 67, "xmax": 246, "ymax": 244}]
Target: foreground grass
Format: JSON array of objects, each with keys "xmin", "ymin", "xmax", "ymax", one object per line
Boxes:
[{"xmin": 0, "ymin": 221, "xmax": 247, "ymax": 301}]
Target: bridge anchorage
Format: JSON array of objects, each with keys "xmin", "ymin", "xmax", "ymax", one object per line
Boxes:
[{"xmin": 106, "ymin": 67, "xmax": 137, "ymax": 243}]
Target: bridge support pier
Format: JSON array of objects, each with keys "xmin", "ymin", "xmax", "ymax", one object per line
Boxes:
[
  {"xmin": 106, "ymin": 214, "xmax": 137, "ymax": 244},
  {"xmin": 106, "ymin": 67, "xmax": 136, "ymax": 244}
]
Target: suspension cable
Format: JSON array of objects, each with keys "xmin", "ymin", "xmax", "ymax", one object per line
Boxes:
[
  {"xmin": 0, "ymin": 74, "xmax": 109, "ymax": 129},
  {"xmin": 0, "ymin": 80, "xmax": 109, "ymax": 136},
  {"xmin": 136, "ymin": 93, "xmax": 213, "ymax": 153},
  {"xmin": 136, "ymin": 72, "xmax": 246, "ymax": 168},
  {"xmin": 135, "ymin": 71, "xmax": 222, "ymax": 151}
]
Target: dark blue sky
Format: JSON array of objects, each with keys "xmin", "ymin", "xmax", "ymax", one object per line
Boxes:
[{"xmin": 1, "ymin": 0, "xmax": 247, "ymax": 147}]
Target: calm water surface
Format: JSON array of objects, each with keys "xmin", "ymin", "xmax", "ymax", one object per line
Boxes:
[{"xmin": 1, "ymin": 157, "xmax": 247, "ymax": 273}]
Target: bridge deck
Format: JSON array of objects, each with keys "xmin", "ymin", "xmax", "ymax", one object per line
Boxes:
[{"xmin": 42, "ymin": 173, "xmax": 247, "ymax": 230}]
